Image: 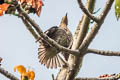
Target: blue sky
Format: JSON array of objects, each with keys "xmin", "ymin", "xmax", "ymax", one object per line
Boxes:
[{"xmin": 1, "ymin": 0, "xmax": 120, "ymax": 80}]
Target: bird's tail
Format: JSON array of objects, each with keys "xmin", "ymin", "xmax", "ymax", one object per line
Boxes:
[{"xmin": 38, "ymin": 44, "xmax": 66, "ymax": 69}]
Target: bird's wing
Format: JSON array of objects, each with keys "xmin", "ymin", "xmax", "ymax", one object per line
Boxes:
[
  {"xmin": 38, "ymin": 26, "xmax": 67, "ymax": 69},
  {"xmin": 44, "ymin": 26, "xmax": 58, "ymax": 37},
  {"xmin": 38, "ymin": 43, "xmax": 66, "ymax": 69},
  {"xmin": 39, "ymin": 26, "xmax": 58, "ymax": 47}
]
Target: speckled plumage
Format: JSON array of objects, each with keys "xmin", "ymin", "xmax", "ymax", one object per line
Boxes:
[{"xmin": 38, "ymin": 14, "xmax": 73, "ymax": 69}]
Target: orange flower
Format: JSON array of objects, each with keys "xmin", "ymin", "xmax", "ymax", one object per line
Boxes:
[
  {"xmin": 27, "ymin": 70, "xmax": 35, "ymax": 80},
  {"xmin": 14, "ymin": 65, "xmax": 26, "ymax": 75},
  {"xmin": 0, "ymin": 10, "xmax": 3, "ymax": 16},
  {"xmin": 0, "ymin": 3, "xmax": 9, "ymax": 11},
  {"xmin": 0, "ymin": 3, "xmax": 9, "ymax": 16},
  {"xmin": 14, "ymin": 65, "xmax": 35, "ymax": 80},
  {"xmin": 21, "ymin": 69, "xmax": 35, "ymax": 80}
]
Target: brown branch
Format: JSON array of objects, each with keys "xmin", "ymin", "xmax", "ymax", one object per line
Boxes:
[
  {"xmin": 79, "ymin": 0, "xmax": 114, "ymax": 53},
  {"xmin": 0, "ymin": 67, "xmax": 19, "ymax": 80},
  {"xmin": 52, "ymin": 74, "xmax": 55, "ymax": 80},
  {"xmin": 21, "ymin": 16, "xmax": 39, "ymax": 40},
  {"xmin": 75, "ymin": 73, "xmax": 120, "ymax": 80},
  {"xmin": 11, "ymin": 1, "xmax": 80, "ymax": 56},
  {"xmin": 77, "ymin": 0, "xmax": 99, "ymax": 23},
  {"xmin": 86, "ymin": 48, "xmax": 120, "ymax": 56},
  {"xmin": 73, "ymin": 0, "xmax": 96, "ymax": 50},
  {"xmin": 75, "ymin": 77, "xmax": 118, "ymax": 80},
  {"xmin": 99, "ymin": 0, "xmax": 114, "ymax": 21},
  {"xmin": 0, "ymin": 57, "xmax": 2, "ymax": 66}
]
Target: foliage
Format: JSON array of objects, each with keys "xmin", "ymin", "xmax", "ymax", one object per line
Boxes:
[{"xmin": 115, "ymin": 0, "xmax": 120, "ymax": 20}]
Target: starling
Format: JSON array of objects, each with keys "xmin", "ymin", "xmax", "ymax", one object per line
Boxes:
[{"xmin": 38, "ymin": 14, "xmax": 73, "ymax": 69}]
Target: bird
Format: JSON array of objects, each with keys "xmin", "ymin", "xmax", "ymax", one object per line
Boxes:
[{"xmin": 37, "ymin": 14, "xmax": 73, "ymax": 69}]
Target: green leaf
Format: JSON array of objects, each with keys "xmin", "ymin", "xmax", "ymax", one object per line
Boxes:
[{"xmin": 115, "ymin": 0, "xmax": 120, "ymax": 20}]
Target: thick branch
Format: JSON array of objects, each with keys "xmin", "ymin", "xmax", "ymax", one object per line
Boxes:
[
  {"xmin": 86, "ymin": 48, "xmax": 120, "ymax": 56},
  {"xmin": 77, "ymin": 0, "xmax": 99, "ymax": 22},
  {"xmin": 0, "ymin": 67, "xmax": 19, "ymax": 80}
]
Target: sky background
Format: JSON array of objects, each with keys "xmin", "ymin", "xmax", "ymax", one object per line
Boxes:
[{"xmin": 1, "ymin": 0, "xmax": 120, "ymax": 80}]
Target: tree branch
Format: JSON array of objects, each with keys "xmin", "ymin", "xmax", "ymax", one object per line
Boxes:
[
  {"xmin": 99, "ymin": 0, "xmax": 114, "ymax": 21},
  {"xmin": 52, "ymin": 74, "xmax": 55, "ymax": 80},
  {"xmin": 75, "ymin": 77, "xmax": 118, "ymax": 80},
  {"xmin": 0, "ymin": 67, "xmax": 19, "ymax": 80},
  {"xmin": 79, "ymin": 0, "xmax": 114, "ymax": 53},
  {"xmin": 77, "ymin": 0, "xmax": 99, "ymax": 23},
  {"xmin": 74, "ymin": 0, "xmax": 96, "ymax": 50},
  {"xmin": 86, "ymin": 48, "xmax": 120, "ymax": 56},
  {"xmin": 75, "ymin": 73, "xmax": 120, "ymax": 80},
  {"xmin": 21, "ymin": 16, "xmax": 39, "ymax": 40},
  {"xmin": 0, "ymin": 57, "xmax": 2, "ymax": 66}
]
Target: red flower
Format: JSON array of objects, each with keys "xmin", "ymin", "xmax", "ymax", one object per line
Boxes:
[{"xmin": 18, "ymin": 0, "xmax": 43, "ymax": 16}]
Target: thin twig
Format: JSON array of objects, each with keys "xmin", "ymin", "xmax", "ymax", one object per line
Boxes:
[
  {"xmin": 52, "ymin": 74, "xmax": 55, "ymax": 80},
  {"xmin": 0, "ymin": 67, "xmax": 19, "ymax": 80},
  {"xmin": 21, "ymin": 16, "xmax": 39, "ymax": 40},
  {"xmin": 86, "ymin": 48, "xmax": 120, "ymax": 56},
  {"xmin": 75, "ymin": 73, "xmax": 120, "ymax": 80},
  {"xmin": 75, "ymin": 77, "xmax": 118, "ymax": 80},
  {"xmin": 77, "ymin": 0, "xmax": 99, "ymax": 23},
  {"xmin": 0, "ymin": 57, "xmax": 2, "ymax": 66},
  {"xmin": 99, "ymin": 0, "xmax": 114, "ymax": 21}
]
